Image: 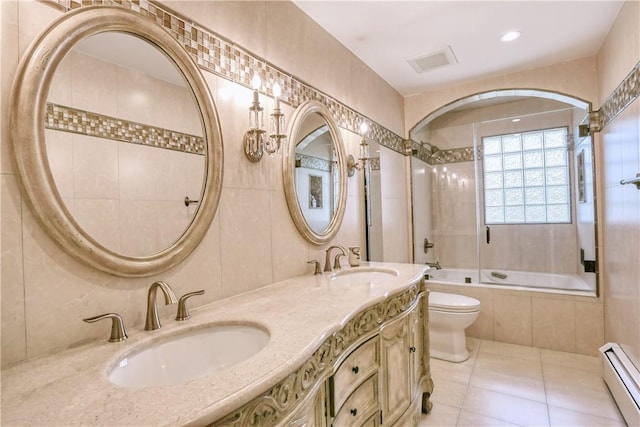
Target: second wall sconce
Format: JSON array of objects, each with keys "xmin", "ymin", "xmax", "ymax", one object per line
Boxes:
[
  {"xmin": 347, "ymin": 121, "xmax": 371, "ymax": 176},
  {"xmin": 244, "ymin": 72, "xmax": 287, "ymax": 162}
]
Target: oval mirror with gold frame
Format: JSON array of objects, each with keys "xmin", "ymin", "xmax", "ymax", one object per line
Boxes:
[
  {"xmin": 283, "ymin": 101, "xmax": 348, "ymax": 245},
  {"xmin": 10, "ymin": 6, "xmax": 223, "ymax": 277}
]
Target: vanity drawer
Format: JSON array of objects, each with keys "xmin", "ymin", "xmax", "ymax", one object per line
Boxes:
[
  {"xmin": 331, "ymin": 337, "xmax": 379, "ymax": 412},
  {"xmin": 333, "ymin": 374, "xmax": 379, "ymax": 427}
]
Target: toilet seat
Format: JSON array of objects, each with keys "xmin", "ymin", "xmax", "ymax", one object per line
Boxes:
[{"xmin": 429, "ymin": 291, "xmax": 480, "ymax": 313}]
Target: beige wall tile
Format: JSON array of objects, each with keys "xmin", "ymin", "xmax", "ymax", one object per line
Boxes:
[
  {"xmin": 596, "ymin": 1, "xmax": 639, "ymax": 103},
  {"xmin": 1, "ymin": 175, "xmax": 26, "ymax": 366},
  {"xmin": 532, "ymin": 297, "xmax": 576, "ymax": 353},
  {"xmin": 219, "ymin": 189, "xmax": 273, "ymax": 297},
  {"xmin": 460, "ymin": 287, "xmax": 493, "ymax": 341},
  {"xmin": 574, "ymin": 301, "xmax": 604, "ymax": 356},
  {"xmin": 493, "ymin": 293, "xmax": 532, "ymax": 346},
  {"xmin": 1, "ymin": 0, "xmax": 19, "ymax": 175}
]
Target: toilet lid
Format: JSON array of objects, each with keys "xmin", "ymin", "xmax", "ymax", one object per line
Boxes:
[{"xmin": 429, "ymin": 291, "xmax": 480, "ymax": 313}]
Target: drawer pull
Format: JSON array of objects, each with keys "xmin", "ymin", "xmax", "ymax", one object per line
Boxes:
[
  {"xmin": 409, "ymin": 346, "xmax": 416, "ymax": 353},
  {"xmin": 352, "ymin": 366, "xmax": 359, "ymax": 374},
  {"xmin": 350, "ymin": 408, "xmax": 358, "ymax": 417}
]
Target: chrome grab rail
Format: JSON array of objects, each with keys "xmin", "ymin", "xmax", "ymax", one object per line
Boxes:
[{"xmin": 620, "ymin": 173, "xmax": 640, "ymax": 189}]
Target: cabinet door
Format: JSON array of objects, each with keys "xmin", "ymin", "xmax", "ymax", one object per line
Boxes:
[
  {"xmin": 379, "ymin": 314, "xmax": 411, "ymax": 425},
  {"xmin": 409, "ymin": 302, "xmax": 423, "ymax": 391}
]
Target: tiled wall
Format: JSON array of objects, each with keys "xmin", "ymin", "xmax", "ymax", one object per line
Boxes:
[
  {"xmin": 412, "ymin": 100, "xmax": 586, "ymax": 275},
  {"xmin": 427, "ymin": 282, "xmax": 604, "ymax": 356},
  {"xmin": 597, "ymin": 0, "xmax": 640, "ymax": 372},
  {"xmin": 0, "ymin": 0, "xmax": 402, "ymax": 365}
]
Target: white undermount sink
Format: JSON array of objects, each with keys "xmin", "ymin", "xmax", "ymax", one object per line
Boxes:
[
  {"xmin": 109, "ymin": 323, "xmax": 270, "ymax": 388},
  {"xmin": 330, "ymin": 266, "xmax": 399, "ymax": 284}
]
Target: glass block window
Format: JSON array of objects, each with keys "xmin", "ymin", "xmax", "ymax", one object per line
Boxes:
[{"xmin": 482, "ymin": 127, "xmax": 571, "ymax": 224}]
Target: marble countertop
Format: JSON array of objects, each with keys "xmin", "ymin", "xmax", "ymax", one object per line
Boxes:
[{"xmin": 1, "ymin": 262, "xmax": 427, "ymax": 426}]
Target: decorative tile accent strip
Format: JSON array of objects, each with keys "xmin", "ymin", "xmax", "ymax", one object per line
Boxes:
[
  {"xmin": 45, "ymin": 103, "xmax": 205, "ymax": 155},
  {"xmin": 48, "ymin": 0, "xmax": 407, "ymax": 155},
  {"xmin": 599, "ymin": 61, "xmax": 640, "ymax": 128},
  {"xmin": 410, "ymin": 141, "xmax": 478, "ymax": 165},
  {"xmin": 369, "ymin": 157, "xmax": 381, "ymax": 171},
  {"xmin": 295, "ymin": 153, "xmax": 334, "ymax": 172},
  {"xmin": 434, "ymin": 147, "xmax": 478, "ymax": 164},
  {"xmin": 410, "ymin": 141, "xmax": 432, "ymax": 165}
]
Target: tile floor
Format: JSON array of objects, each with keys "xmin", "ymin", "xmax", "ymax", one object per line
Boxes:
[{"xmin": 419, "ymin": 338, "xmax": 627, "ymax": 427}]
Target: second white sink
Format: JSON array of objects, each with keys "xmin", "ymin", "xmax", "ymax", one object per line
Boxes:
[
  {"xmin": 109, "ymin": 323, "xmax": 270, "ymax": 388},
  {"xmin": 330, "ymin": 266, "xmax": 399, "ymax": 285}
]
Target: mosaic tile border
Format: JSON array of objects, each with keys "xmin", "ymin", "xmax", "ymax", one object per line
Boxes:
[
  {"xmin": 599, "ymin": 61, "xmax": 640, "ymax": 128},
  {"xmin": 369, "ymin": 157, "xmax": 381, "ymax": 171},
  {"xmin": 295, "ymin": 153, "xmax": 334, "ymax": 172},
  {"xmin": 45, "ymin": 103, "xmax": 205, "ymax": 155},
  {"xmin": 48, "ymin": 0, "xmax": 406, "ymax": 156},
  {"xmin": 410, "ymin": 141, "xmax": 478, "ymax": 165}
]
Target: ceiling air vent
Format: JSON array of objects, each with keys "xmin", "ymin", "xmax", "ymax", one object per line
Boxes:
[{"xmin": 407, "ymin": 46, "xmax": 458, "ymax": 74}]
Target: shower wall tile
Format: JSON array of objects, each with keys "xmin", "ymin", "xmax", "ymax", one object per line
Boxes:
[
  {"xmin": 493, "ymin": 292, "xmax": 533, "ymax": 346},
  {"xmin": 532, "ymin": 297, "xmax": 576, "ymax": 353}
]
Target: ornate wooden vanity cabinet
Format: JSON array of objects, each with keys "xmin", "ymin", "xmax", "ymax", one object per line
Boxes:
[{"xmin": 212, "ymin": 280, "xmax": 433, "ymax": 427}]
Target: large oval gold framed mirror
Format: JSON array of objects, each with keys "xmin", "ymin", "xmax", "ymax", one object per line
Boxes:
[
  {"xmin": 283, "ymin": 101, "xmax": 348, "ymax": 245},
  {"xmin": 10, "ymin": 6, "xmax": 223, "ymax": 277}
]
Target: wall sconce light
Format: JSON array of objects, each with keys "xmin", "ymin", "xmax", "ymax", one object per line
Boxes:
[
  {"xmin": 243, "ymin": 74, "xmax": 287, "ymax": 162},
  {"xmin": 267, "ymin": 82, "xmax": 287, "ymax": 155},
  {"xmin": 347, "ymin": 121, "xmax": 370, "ymax": 176}
]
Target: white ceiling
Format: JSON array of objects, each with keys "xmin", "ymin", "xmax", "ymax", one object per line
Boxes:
[{"xmin": 293, "ymin": 1, "xmax": 624, "ymax": 97}]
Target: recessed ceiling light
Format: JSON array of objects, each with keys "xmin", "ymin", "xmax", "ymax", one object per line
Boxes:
[
  {"xmin": 501, "ymin": 31, "xmax": 522, "ymax": 42},
  {"xmin": 512, "ymin": 118, "xmax": 521, "ymax": 122}
]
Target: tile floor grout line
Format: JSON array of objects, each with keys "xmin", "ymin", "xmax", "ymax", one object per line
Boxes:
[{"xmin": 454, "ymin": 337, "xmax": 481, "ymax": 427}]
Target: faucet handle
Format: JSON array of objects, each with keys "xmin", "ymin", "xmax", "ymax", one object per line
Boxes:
[
  {"xmin": 307, "ymin": 260, "xmax": 322, "ymax": 275},
  {"xmin": 83, "ymin": 313, "xmax": 127, "ymax": 343},
  {"xmin": 176, "ymin": 289, "xmax": 205, "ymax": 321},
  {"xmin": 333, "ymin": 253, "xmax": 345, "ymax": 270}
]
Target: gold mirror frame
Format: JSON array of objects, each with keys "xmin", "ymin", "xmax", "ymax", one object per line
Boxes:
[
  {"xmin": 283, "ymin": 101, "xmax": 348, "ymax": 245},
  {"xmin": 10, "ymin": 6, "xmax": 224, "ymax": 277}
]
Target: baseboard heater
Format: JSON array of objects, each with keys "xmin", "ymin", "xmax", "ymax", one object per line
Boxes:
[{"xmin": 599, "ymin": 342, "xmax": 640, "ymax": 426}]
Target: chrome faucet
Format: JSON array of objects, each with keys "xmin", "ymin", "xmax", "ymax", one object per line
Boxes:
[
  {"xmin": 145, "ymin": 281, "xmax": 178, "ymax": 331},
  {"xmin": 324, "ymin": 246, "xmax": 346, "ymax": 272},
  {"xmin": 426, "ymin": 261, "xmax": 442, "ymax": 270}
]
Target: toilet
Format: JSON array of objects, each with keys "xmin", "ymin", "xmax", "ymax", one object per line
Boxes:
[{"xmin": 428, "ymin": 292, "xmax": 481, "ymax": 362}]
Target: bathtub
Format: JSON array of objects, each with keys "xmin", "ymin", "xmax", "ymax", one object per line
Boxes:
[{"xmin": 425, "ymin": 267, "xmax": 594, "ymax": 296}]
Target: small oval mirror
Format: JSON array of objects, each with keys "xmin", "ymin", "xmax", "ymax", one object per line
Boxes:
[{"xmin": 283, "ymin": 101, "xmax": 347, "ymax": 245}]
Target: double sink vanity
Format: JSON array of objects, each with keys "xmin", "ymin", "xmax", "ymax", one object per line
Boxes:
[{"xmin": 2, "ymin": 263, "xmax": 433, "ymax": 426}]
